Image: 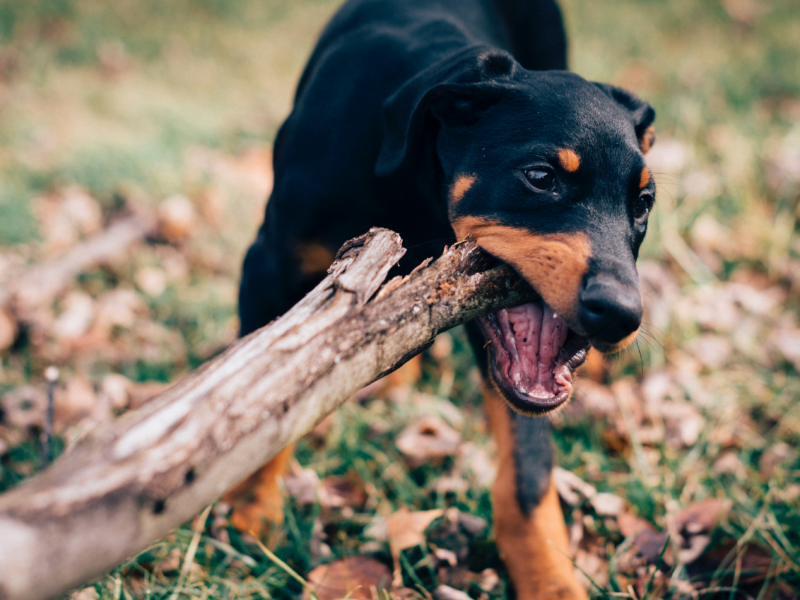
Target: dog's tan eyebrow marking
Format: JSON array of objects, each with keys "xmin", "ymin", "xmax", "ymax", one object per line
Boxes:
[
  {"xmin": 640, "ymin": 166, "xmax": 651, "ymax": 189},
  {"xmin": 449, "ymin": 174, "xmax": 477, "ymax": 204},
  {"xmin": 557, "ymin": 149, "xmax": 580, "ymax": 172}
]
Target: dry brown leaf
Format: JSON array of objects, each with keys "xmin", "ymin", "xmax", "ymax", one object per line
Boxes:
[
  {"xmin": 387, "ymin": 507, "xmax": 443, "ymax": 586},
  {"xmin": 34, "ymin": 187, "xmax": 102, "ymax": 255},
  {"xmin": 771, "ymin": 326, "xmax": 800, "ymax": 370},
  {"xmin": 305, "ymin": 556, "xmax": 391, "ymax": 600},
  {"xmin": 432, "ymin": 585, "xmax": 471, "ymax": 600},
  {"xmin": 69, "ymin": 588, "xmax": 99, "ymax": 600},
  {"xmin": 55, "ymin": 376, "xmax": 98, "ymax": 429},
  {"xmin": 135, "ymin": 267, "xmax": 168, "ymax": 297},
  {"xmin": 574, "ymin": 549, "xmax": 609, "ymax": 590},
  {"xmin": 158, "ymin": 195, "xmax": 198, "ymax": 243},
  {"xmin": 455, "ymin": 442, "xmax": 495, "ymax": 489},
  {"xmin": 759, "ymin": 442, "xmax": 796, "ymax": 477},
  {"xmin": 396, "ymin": 416, "xmax": 460, "ymax": 465},
  {"xmin": 431, "ymin": 474, "xmax": 468, "ymax": 494},
  {"xmin": 319, "ymin": 475, "xmax": 368, "ymax": 509},
  {"xmin": 284, "ymin": 466, "xmax": 319, "ymax": 505},
  {"xmin": 98, "ymin": 374, "xmax": 133, "ymax": 411},
  {"xmin": 676, "ymin": 499, "xmax": 725, "ymax": 535},
  {"xmin": 387, "ymin": 508, "xmax": 443, "ymax": 553},
  {"xmin": 0, "ymin": 386, "xmax": 46, "ymax": 433},
  {"xmin": 688, "ymin": 334, "xmax": 733, "ymax": 370},
  {"xmin": 714, "ymin": 451, "xmax": 746, "ymax": 477},
  {"xmin": 53, "ymin": 292, "xmax": 96, "ymax": 342},
  {"xmin": 617, "ymin": 512, "xmax": 653, "ymax": 539},
  {"xmin": 590, "ymin": 493, "xmax": 625, "ymax": 517},
  {"xmin": 553, "ymin": 467, "xmax": 597, "ymax": 506}
]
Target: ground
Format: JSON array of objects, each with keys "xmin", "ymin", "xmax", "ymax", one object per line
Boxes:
[{"xmin": 0, "ymin": 0, "xmax": 799, "ymax": 598}]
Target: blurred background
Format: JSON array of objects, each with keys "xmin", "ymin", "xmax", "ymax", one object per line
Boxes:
[{"xmin": 0, "ymin": 0, "xmax": 799, "ymax": 598}]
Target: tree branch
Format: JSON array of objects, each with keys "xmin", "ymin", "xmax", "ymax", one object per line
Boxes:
[{"xmin": 0, "ymin": 228, "xmax": 537, "ymax": 600}]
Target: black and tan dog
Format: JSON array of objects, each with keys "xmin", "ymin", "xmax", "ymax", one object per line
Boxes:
[{"xmin": 229, "ymin": 0, "xmax": 655, "ymax": 597}]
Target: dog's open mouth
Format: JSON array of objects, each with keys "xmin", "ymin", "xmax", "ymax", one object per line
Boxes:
[{"xmin": 478, "ymin": 300, "xmax": 591, "ymax": 414}]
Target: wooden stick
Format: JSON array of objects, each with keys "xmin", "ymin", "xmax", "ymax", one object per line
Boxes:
[{"xmin": 0, "ymin": 228, "xmax": 537, "ymax": 600}]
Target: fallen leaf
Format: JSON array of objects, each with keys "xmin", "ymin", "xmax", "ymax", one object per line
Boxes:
[
  {"xmin": 284, "ymin": 466, "xmax": 319, "ymax": 505},
  {"xmin": 69, "ymin": 588, "xmax": 99, "ymax": 600},
  {"xmin": 479, "ymin": 568, "xmax": 500, "ymax": 592},
  {"xmin": 617, "ymin": 512, "xmax": 653, "ymax": 538},
  {"xmin": 688, "ymin": 334, "xmax": 733, "ymax": 370},
  {"xmin": 432, "ymin": 585, "xmax": 471, "ymax": 600},
  {"xmin": 387, "ymin": 507, "xmax": 443, "ymax": 586},
  {"xmin": 433, "ymin": 547, "xmax": 458, "ymax": 567},
  {"xmin": 633, "ymin": 528, "xmax": 670, "ymax": 565},
  {"xmin": 574, "ymin": 549, "xmax": 609, "ymax": 590},
  {"xmin": 158, "ymin": 195, "xmax": 198, "ymax": 242},
  {"xmin": 396, "ymin": 416, "xmax": 460, "ymax": 465},
  {"xmin": 0, "ymin": 386, "xmax": 47, "ymax": 433},
  {"xmin": 553, "ymin": 467, "xmax": 597, "ymax": 506},
  {"xmin": 55, "ymin": 376, "xmax": 98, "ymax": 429},
  {"xmin": 455, "ymin": 442, "xmax": 495, "ymax": 489},
  {"xmin": 98, "ymin": 374, "xmax": 133, "ymax": 411},
  {"xmin": 387, "ymin": 508, "xmax": 443, "ymax": 553},
  {"xmin": 759, "ymin": 442, "xmax": 796, "ymax": 477},
  {"xmin": 431, "ymin": 474, "xmax": 468, "ymax": 494},
  {"xmin": 157, "ymin": 547, "xmax": 182, "ymax": 573},
  {"xmin": 590, "ymin": 493, "xmax": 625, "ymax": 517},
  {"xmin": 53, "ymin": 292, "xmax": 96, "ymax": 341},
  {"xmin": 714, "ymin": 451, "xmax": 746, "ymax": 476},
  {"xmin": 676, "ymin": 499, "xmax": 725, "ymax": 535},
  {"xmin": 771, "ymin": 326, "xmax": 800, "ymax": 370},
  {"xmin": 34, "ymin": 187, "xmax": 102, "ymax": 255},
  {"xmin": 319, "ymin": 475, "xmax": 368, "ymax": 509},
  {"xmin": 305, "ymin": 556, "xmax": 391, "ymax": 600},
  {"xmin": 135, "ymin": 267, "xmax": 168, "ymax": 297}
]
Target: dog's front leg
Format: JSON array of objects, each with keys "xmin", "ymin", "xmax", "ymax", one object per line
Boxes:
[{"xmin": 485, "ymin": 387, "xmax": 588, "ymax": 600}]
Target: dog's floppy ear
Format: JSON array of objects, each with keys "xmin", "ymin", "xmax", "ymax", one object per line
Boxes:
[
  {"xmin": 594, "ymin": 83, "xmax": 656, "ymax": 154},
  {"xmin": 375, "ymin": 48, "xmax": 517, "ymax": 176}
]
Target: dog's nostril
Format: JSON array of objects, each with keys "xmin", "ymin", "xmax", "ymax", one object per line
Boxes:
[
  {"xmin": 581, "ymin": 297, "xmax": 607, "ymax": 318},
  {"xmin": 579, "ymin": 283, "xmax": 642, "ymax": 343}
]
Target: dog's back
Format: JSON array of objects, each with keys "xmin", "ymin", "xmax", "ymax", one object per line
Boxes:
[{"xmin": 240, "ymin": 0, "xmax": 568, "ymax": 335}]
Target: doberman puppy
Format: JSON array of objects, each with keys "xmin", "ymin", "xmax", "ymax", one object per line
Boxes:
[{"xmin": 230, "ymin": 0, "xmax": 656, "ymax": 597}]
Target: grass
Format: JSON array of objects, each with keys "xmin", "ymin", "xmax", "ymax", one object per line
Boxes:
[{"xmin": 1, "ymin": 0, "xmax": 799, "ymax": 598}]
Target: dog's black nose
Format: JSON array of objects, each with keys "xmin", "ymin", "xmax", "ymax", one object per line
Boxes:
[{"xmin": 579, "ymin": 278, "xmax": 642, "ymax": 345}]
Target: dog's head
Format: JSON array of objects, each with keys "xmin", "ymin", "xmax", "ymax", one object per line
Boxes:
[{"xmin": 376, "ymin": 48, "xmax": 656, "ymax": 415}]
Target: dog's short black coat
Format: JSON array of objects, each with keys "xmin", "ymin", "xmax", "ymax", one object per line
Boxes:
[{"xmin": 238, "ymin": 0, "xmax": 654, "ymax": 596}]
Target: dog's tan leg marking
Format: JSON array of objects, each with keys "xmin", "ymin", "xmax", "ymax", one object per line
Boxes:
[
  {"xmin": 451, "ymin": 216, "xmax": 591, "ymax": 321},
  {"xmin": 225, "ymin": 443, "xmax": 296, "ymax": 538},
  {"xmin": 296, "ymin": 242, "xmax": 335, "ymax": 276},
  {"xmin": 485, "ymin": 386, "xmax": 588, "ymax": 600}
]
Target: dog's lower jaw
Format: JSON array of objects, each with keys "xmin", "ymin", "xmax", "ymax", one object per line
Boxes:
[{"xmin": 478, "ymin": 300, "xmax": 590, "ymax": 415}]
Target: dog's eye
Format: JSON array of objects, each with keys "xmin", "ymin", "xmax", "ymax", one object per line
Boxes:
[
  {"xmin": 634, "ymin": 192, "xmax": 655, "ymax": 220},
  {"xmin": 524, "ymin": 168, "xmax": 555, "ymax": 191}
]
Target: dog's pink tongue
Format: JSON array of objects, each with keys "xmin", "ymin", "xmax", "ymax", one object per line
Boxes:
[{"xmin": 499, "ymin": 303, "xmax": 568, "ymax": 397}]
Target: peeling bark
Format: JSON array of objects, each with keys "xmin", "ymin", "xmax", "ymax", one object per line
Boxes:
[{"xmin": 0, "ymin": 228, "xmax": 537, "ymax": 600}]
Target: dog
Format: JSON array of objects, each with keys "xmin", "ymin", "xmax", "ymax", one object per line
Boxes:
[{"xmin": 229, "ymin": 0, "xmax": 655, "ymax": 597}]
